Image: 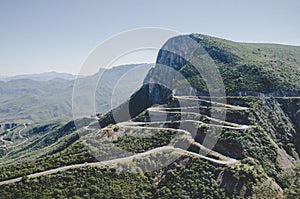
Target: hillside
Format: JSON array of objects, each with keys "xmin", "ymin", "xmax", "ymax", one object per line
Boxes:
[
  {"xmin": 178, "ymin": 34, "xmax": 300, "ymax": 96},
  {"xmin": 0, "ymin": 34, "xmax": 299, "ymax": 198},
  {"xmin": 1, "ymin": 96, "xmax": 299, "ymax": 198}
]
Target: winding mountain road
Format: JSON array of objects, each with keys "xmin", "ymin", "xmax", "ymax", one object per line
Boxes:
[
  {"xmin": 0, "ymin": 95, "xmax": 250, "ymax": 186},
  {"xmin": 2, "ymin": 124, "xmax": 28, "ymax": 159},
  {"xmin": 0, "ymin": 145, "xmax": 236, "ymax": 186},
  {"xmin": 117, "ymin": 95, "xmax": 250, "ymax": 164}
]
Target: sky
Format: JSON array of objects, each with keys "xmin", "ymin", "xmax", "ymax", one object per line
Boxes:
[{"xmin": 0, "ymin": 0, "xmax": 299, "ymax": 75}]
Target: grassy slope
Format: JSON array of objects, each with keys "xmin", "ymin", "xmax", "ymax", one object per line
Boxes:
[{"xmin": 178, "ymin": 34, "xmax": 300, "ymax": 94}]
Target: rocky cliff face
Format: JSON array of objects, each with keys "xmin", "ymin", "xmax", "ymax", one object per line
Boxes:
[
  {"xmin": 155, "ymin": 35, "xmax": 201, "ymax": 70},
  {"xmin": 98, "ymin": 35, "xmax": 202, "ymax": 126},
  {"xmin": 143, "ymin": 35, "xmax": 202, "ymax": 104},
  {"xmin": 276, "ymin": 98, "xmax": 300, "ymax": 155},
  {"xmin": 137, "ymin": 33, "xmax": 229, "ymax": 109}
]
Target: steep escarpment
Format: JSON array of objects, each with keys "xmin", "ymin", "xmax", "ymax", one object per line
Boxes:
[
  {"xmin": 95, "ymin": 34, "xmax": 300, "ymax": 198},
  {"xmin": 99, "ymin": 34, "xmax": 300, "ymax": 128},
  {"xmin": 98, "ymin": 34, "xmax": 300, "ymax": 163},
  {"xmin": 99, "ymin": 35, "xmax": 200, "ymax": 127}
]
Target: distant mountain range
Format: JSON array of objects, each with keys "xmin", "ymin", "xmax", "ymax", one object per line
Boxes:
[
  {"xmin": 0, "ymin": 71, "xmax": 79, "ymax": 82},
  {"xmin": 0, "ymin": 64, "xmax": 152, "ymax": 123}
]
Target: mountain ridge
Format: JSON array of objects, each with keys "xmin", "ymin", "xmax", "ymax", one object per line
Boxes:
[
  {"xmin": 0, "ymin": 71, "xmax": 79, "ymax": 82},
  {"xmin": 0, "ymin": 64, "xmax": 152, "ymax": 123}
]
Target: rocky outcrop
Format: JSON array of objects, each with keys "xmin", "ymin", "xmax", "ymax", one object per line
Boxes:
[{"xmin": 217, "ymin": 170, "xmax": 249, "ymax": 197}]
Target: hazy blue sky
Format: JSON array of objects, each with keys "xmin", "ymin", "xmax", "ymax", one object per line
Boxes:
[{"xmin": 0, "ymin": 0, "xmax": 299, "ymax": 75}]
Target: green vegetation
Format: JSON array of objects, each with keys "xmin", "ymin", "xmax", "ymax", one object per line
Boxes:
[
  {"xmin": 0, "ymin": 141, "xmax": 93, "ymax": 181},
  {"xmin": 0, "ymin": 156, "xmax": 234, "ymax": 199},
  {"xmin": 3, "ymin": 95, "xmax": 298, "ymax": 198},
  {"xmin": 176, "ymin": 34, "xmax": 300, "ymax": 94},
  {"xmin": 0, "ymin": 120, "xmax": 79, "ymax": 164},
  {"xmin": 113, "ymin": 129, "xmax": 177, "ymax": 153},
  {"xmin": 154, "ymin": 157, "xmax": 228, "ymax": 198},
  {"xmin": 0, "ymin": 166, "xmax": 154, "ymax": 199}
]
